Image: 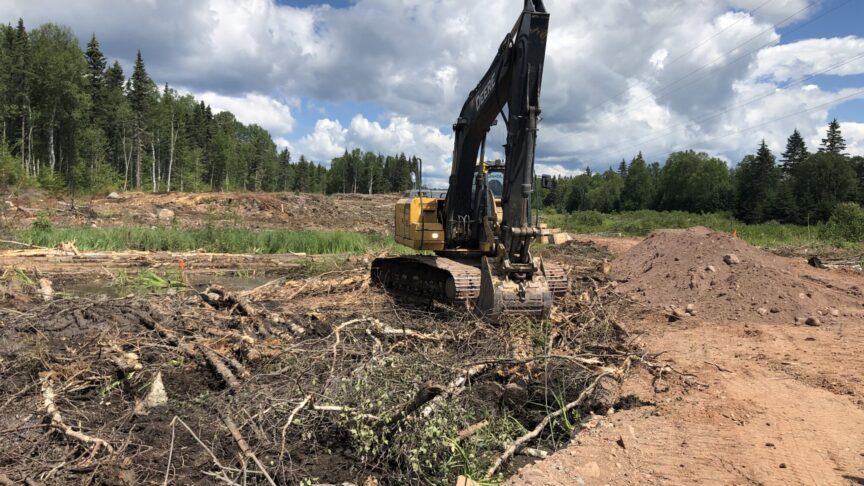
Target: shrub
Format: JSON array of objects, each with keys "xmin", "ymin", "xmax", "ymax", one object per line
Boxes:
[
  {"xmin": 0, "ymin": 147, "xmax": 26, "ymax": 187},
  {"xmin": 31, "ymin": 213, "xmax": 53, "ymax": 232},
  {"xmin": 822, "ymin": 202, "xmax": 864, "ymax": 242}
]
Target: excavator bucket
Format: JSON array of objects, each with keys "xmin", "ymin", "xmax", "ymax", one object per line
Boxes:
[{"xmin": 475, "ymin": 256, "xmax": 553, "ymax": 322}]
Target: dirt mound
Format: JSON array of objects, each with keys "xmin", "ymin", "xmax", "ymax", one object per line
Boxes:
[{"xmin": 611, "ymin": 227, "xmax": 863, "ymax": 324}]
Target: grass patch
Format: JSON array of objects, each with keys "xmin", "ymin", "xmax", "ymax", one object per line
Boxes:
[
  {"xmin": 543, "ymin": 209, "xmax": 864, "ymax": 249},
  {"xmin": 15, "ymin": 226, "xmax": 408, "ymax": 255}
]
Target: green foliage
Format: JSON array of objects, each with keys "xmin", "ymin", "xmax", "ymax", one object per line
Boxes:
[
  {"xmin": 734, "ymin": 141, "xmax": 781, "ymax": 223},
  {"xmin": 656, "ymin": 150, "xmax": 733, "ymax": 213},
  {"xmin": 792, "ymin": 152, "xmax": 857, "ymax": 223},
  {"xmin": 543, "ymin": 209, "xmax": 863, "ymax": 248},
  {"xmin": 327, "ymin": 149, "xmax": 418, "ymax": 194},
  {"xmin": 17, "ymin": 226, "xmax": 400, "ymax": 254},
  {"xmin": 0, "ymin": 19, "xmax": 419, "ymax": 195},
  {"xmin": 780, "ymin": 128, "xmax": 808, "ymax": 174},
  {"xmin": 620, "ymin": 152, "xmax": 655, "ymax": 210},
  {"xmin": 0, "ymin": 146, "xmax": 25, "ymax": 186},
  {"xmin": 15, "ymin": 269, "xmax": 34, "ymax": 286},
  {"xmin": 545, "ymin": 122, "xmax": 858, "ymax": 229},
  {"xmin": 31, "ymin": 212, "xmax": 52, "ymax": 231},
  {"xmin": 819, "ymin": 118, "xmax": 847, "ymax": 155},
  {"xmin": 821, "ymin": 202, "xmax": 864, "ymax": 242},
  {"xmin": 134, "ymin": 269, "xmax": 184, "ymax": 290}
]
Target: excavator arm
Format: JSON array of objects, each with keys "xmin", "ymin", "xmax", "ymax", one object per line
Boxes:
[
  {"xmin": 445, "ymin": 0, "xmax": 549, "ymax": 263},
  {"xmin": 444, "ymin": 0, "xmax": 553, "ymax": 319},
  {"xmin": 372, "ymin": 0, "xmax": 563, "ymax": 322}
]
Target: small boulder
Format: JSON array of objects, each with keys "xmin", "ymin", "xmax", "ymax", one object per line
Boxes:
[
  {"xmin": 756, "ymin": 307, "xmax": 769, "ymax": 316},
  {"xmin": 669, "ymin": 306, "xmax": 687, "ymax": 321},
  {"xmin": 157, "ymin": 208, "xmax": 175, "ymax": 220},
  {"xmin": 685, "ymin": 303, "xmax": 697, "ymax": 315},
  {"xmin": 805, "ymin": 317, "xmax": 821, "ymax": 327},
  {"xmin": 705, "ymin": 265, "xmax": 717, "ymax": 273},
  {"xmin": 134, "ymin": 371, "xmax": 168, "ymax": 415},
  {"xmin": 38, "ymin": 278, "xmax": 54, "ymax": 302},
  {"xmin": 107, "ymin": 192, "xmax": 121, "ymax": 200},
  {"xmin": 723, "ymin": 254, "xmax": 740, "ymax": 265},
  {"xmin": 829, "ymin": 308, "xmax": 840, "ymax": 317},
  {"xmin": 770, "ymin": 307, "xmax": 781, "ymax": 314}
]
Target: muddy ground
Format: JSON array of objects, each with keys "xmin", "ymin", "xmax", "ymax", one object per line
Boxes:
[{"xmin": 0, "ymin": 237, "xmax": 642, "ymax": 485}]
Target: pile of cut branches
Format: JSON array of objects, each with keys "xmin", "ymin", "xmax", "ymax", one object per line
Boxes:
[{"xmin": 0, "ymin": 256, "xmax": 642, "ymax": 485}]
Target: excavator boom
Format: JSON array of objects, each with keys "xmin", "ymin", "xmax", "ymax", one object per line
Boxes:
[{"xmin": 372, "ymin": 0, "xmax": 564, "ymax": 321}]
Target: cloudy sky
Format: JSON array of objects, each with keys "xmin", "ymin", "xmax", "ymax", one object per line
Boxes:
[{"xmin": 3, "ymin": 0, "xmax": 864, "ymax": 186}]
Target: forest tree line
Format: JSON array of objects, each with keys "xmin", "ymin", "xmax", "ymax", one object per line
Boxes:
[
  {"xmin": 0, "ymin": 19, "xmax": 421, "ymax": 195},
  {"xmin": 540, "ymin": 121, "xmax": 864, "ymax": 225}
]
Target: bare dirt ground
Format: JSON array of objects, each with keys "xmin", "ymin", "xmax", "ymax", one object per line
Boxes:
[
  {"xmin": 2, "ymin": 191, "xmax": 397, "ymax": 232},
  {"xmin": 508, "ymin": 229, "xmax": 864, "ymax": 486},
  {"xmin": 2, "ymin": 192, "xmax": 863, "ymax": 485}
]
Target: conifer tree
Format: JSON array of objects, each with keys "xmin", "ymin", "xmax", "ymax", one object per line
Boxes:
[
  {"xmin": 735, "ymin": 140, "xmax": 780, "ymax": 223},
  {"xmin": 819, "ymin": 118, "xmax": 847, "ymax": 155},
  {"xmin": 128, "ymin": 50, "xmax": 156, "ymax": 188},
  {"xmin": 780, "ymin": 128, "xmax": 808, "ymax": 175}
]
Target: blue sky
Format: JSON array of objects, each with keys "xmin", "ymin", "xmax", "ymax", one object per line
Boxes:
[{"xmin": 3, "ymin": 0, "xmax": 863, "ymax": 184}]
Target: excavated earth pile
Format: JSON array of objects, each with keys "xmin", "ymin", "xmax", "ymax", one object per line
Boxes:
[{"xmin": 611, "ymin": 226, "xmax": 864, "ymax": 324}]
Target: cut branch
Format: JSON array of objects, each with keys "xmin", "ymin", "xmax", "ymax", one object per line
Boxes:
[
  {"xmin": 485, "ymin": 372, "xmax": 613, "ymax": 479},
  {"xmin": 41, "ymin": 375, "xmax": 114, "ymax": 460},
  {"xmin": 221, "ymin": 414, "xmax": 277, "ymax": 486}
]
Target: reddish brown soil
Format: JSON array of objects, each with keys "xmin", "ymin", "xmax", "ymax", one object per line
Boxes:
[
  {"xmin": 508, "ymin": 231, "xmax": 864, "ymax": 486},
  {"xmin": 611, "ymin": 226, "xmax": 864, "ymax": 325}
]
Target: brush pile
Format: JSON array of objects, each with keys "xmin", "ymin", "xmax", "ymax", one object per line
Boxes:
[{"xmin": 0, "ymin": 249, "xmax": 639, "ymax": 485}]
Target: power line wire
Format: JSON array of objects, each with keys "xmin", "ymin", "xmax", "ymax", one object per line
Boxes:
[
  {"xmin": 577, "ymin": 0, "xmax": 777, "ymax": 116},
  {"xmin": 600, "ymin": 50, "xmax": 864, "ymax": 158},
  {"xmin": 628, "ymin": 0, "xmax": 853, "ymax": 112},
  {"xmin": 672, "ymin": 87, "xmax": 864, "ymax": 154}
]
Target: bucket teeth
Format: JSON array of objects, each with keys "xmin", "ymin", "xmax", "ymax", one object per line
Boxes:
[{"xmin": 475, "ymin": 256, "xmax": 553, "ymax": 323}]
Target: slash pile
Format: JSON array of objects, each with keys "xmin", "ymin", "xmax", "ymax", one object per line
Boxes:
[{"xmin": 0, "ymin": 248, "xmax": 642, "ymax": 485}]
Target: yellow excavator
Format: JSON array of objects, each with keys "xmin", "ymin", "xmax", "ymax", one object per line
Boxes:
[{"xmin": 372, "ymin": 0, "xmax": 566, "ymax": 321}]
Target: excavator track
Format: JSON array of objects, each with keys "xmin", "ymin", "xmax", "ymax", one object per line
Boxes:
[
  {"xmin": 371, "ymin": 256, "xmax": 568, "ymax": 318},
  {"xmin": 371, "ymin": 256, "xmax": 481, "ymax": 303}
]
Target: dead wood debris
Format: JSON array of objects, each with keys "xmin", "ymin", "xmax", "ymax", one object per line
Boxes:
[
  {"xmin": 0, "ymin": 250, "xmax": 644, "ymax": 485},
  {"xmin": 40, "ymin": 374, "xmax": 114, "ymax": 460}
]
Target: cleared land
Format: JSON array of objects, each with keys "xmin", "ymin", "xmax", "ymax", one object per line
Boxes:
[{"xmin": 1, "ymin": 191, "xmax": 862, "ymax": 485}]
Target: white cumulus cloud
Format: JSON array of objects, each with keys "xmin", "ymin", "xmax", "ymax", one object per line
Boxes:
[{"xmin": 194, "ymin": 91, "xmax": 296, "ymax": 133}]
